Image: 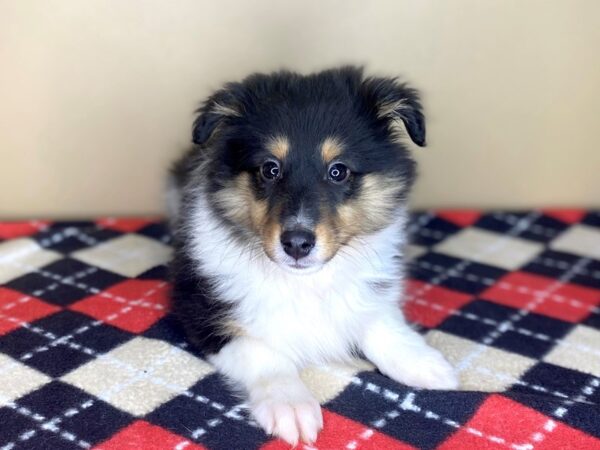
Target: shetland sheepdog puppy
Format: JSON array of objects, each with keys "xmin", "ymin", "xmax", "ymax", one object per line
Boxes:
[{"xmin": 168, "ymin": 66, "xmax": 457, "ymax": 446}]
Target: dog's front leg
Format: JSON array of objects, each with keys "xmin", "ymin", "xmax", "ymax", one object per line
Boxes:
[
  {"xmin": 210, "ymin": 337, "xmax": 323, "ymax": 446},
  {"xmin": 361, "ymin": 310, "xmax": 459, "ymax": 390}
]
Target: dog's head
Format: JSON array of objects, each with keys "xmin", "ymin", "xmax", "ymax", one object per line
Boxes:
[{"xmin": 193, "ymin": 67, "xmax": 424, "ymax": 273}]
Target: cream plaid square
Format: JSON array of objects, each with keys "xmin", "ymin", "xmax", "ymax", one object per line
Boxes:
[
  {"xmin": 0, "ymin": 353, "xmax": 51, "ymax": 404},
  {"xmin": 550, "ymin": 225, "xmax": 600, "ymax": 260},
  {"xmin": 72, "ymin": 234, "xmax": 172, "ymax": 278},
  {"xmin": 301, "ymin": 359, "xmax": 375, "ymax": 404},
  {"xmin": 0, "ymin": 238, "xmax": 61, "ymax": 284},
  {"xmin": 434, "ymin": 228, "xmax": 543, "ymax": 270},
  {"xmin": 62, "ymin": 337, "xmax": 213, "ymax": 416},
  {"xmin": 405, "ymin": 244, "xmax": 427, "ymax": 260},
  {"xmin": 544, "ymin": 325, "xmax": 600, "ymax": 377},
  {"xmin": 426, "ymin": 330, "xmax": 537, "ymax": 391}
]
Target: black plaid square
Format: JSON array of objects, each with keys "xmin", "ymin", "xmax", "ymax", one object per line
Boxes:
[
  {"xmin": 508, "ymin": 362, "xmax": 600, "ymax": 438},
  {"xmin": 408, "ymin": 216, "xmax": 462, "ymax": 247},
  {"xmin": 410, "ymin": 252, "xmax": 507, "ymax": 295},
  {"xmin": 32, "ymin": 224, "xmax": 122, "ymax": 255},
  {"xmin": 0, "ymin": 407, "xmax": 42, "ymax": 449},
  {"xmin": 147, "ymin": 373, "xmax": 267, "ymax": 450},
  {"xmin": 136, "ymin": 222, "xmax": 171, "ymax": 245},
  {"xmin": 143, "ymin": 315, "xmax": 189, "ymax": 350},
  {"xmin": 0, "ymin": 310, "xmax": 131, "ymax": 377},
  {"xmin": 583, "ymin": 310, "xmax": 600, "ymax": 331},
  {"xmin": 439, "ymin": 299, "xmax": 575, "ymax": 359},
  {"xmin": 582, "ymin": 212, "xmax": 600, "ymax": 228},
  {"xmin": 407, "ymin": 212, "xmax": 435, "ymax": 233},
  {"xmin": 0, "ymin": 381, "xmax": 134, "ymax": 449},
  {"xmin": 512, "ymin": 362, "xmax": 598, "ymax": 404},
  {"xmin": 5, "ymin": 258, "xmax": 125, "ymax": 306},
  {"xmin": 523, "ymin": 249, "xmax": 600, "ymax": 292},
  {"xmin": 326, "ymin": 371, "xmax": 485, "ymax": 450},
  {"xmin": 136, "ymin": 265, "xmax": 169, "ymax": 281},
  {"xmin": 474, "ymin": 212, "xmax": 569, "ymax": 244}
]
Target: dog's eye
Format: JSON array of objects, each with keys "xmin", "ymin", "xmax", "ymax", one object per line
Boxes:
[
  {"xmin": 261, "ymin": 160, "xmax": 281, "ymax": 181},
  {"xmin": 328, "ymin": 163, "xmax": 350, "ymax": 183}
]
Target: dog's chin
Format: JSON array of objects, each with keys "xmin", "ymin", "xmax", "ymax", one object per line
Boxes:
[
  {"xmin": 264, "ymin": 251, "xmax": 325, "ymax": 275},
  {"xmin": 279, "ymin": 261, "xmax": 324, "ymax": 275}
]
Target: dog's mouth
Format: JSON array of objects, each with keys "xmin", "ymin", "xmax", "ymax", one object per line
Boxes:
[
  {"xmin": 280, "ymin": 258, "xmax": 324, "ymax": 274},
  {"xmin": 272, "ymin": 251, "xmax": 325, "ymax": 274},
  {"xmin": 263, "ymin": 239, "xmax": 328, "ymax": 275}
]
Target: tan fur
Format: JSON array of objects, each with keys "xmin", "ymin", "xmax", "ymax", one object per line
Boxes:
[
  {"xmin": 320, "ymin": 137, "xmax": 343, "ymax": 163},
  {"xmin": 335, "ymin": 174, "xmax": 404, "ymax": 242},
  {"xmin": 213, "ymin": 173, "xmax": 268, "ymax": 232},
  {"xmin": 249, "ymin": 198, "xmax": 268, "ymax": 231},
  {"xmin": 262, "ymin": 214, "xmax": 282, "ymax": 262},
  {"xmin": 221, "ymin": 319, "xmax": 247, "ymax": 338},
  {"xmin": 213, "ymin": 172, "xmax": 286, "ymax": 262},
  {"xmin": 267, "ymin": 136, "xmax": 290, "ymax": 160},
  {"xmin": 376, "ymin": 100, "xmax": 417, "ymax": 143},
  {"xmin": 314, "ymin": 220, "xmax": 338, "ymax": 262},
  {"xmin": 312, "ymin": 174, "xmax": 404, "ymax": 261}
]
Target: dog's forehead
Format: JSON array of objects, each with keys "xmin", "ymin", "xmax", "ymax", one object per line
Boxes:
[
  {"xmin": 265, "ymin": 134, "xmax": 344, "ymax": 163},
  {"xmin": 250, "ymin": 103, "xmax": 371, "ymax": 160}
]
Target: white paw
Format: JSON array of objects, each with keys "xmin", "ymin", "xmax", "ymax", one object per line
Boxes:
[
  {"xmin": 249, "ymin": 378, "xmax": 323, "ymax": 446},
  {"xmin": 379, "ymin": 345, "xmax": 459, "ymax": 390}
]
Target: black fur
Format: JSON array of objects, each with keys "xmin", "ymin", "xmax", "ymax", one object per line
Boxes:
[
  {"xmin": 170, "ymin": 66, "xmax": 425, "ymax": 355},
  {"xmin": 170, "ymin": 239, "xmax": 233, "ymax": 355}
]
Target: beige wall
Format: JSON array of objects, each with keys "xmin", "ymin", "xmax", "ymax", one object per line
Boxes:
[{"xmin": 1, "ymin": 0, "xmax": 599, "ymax": 218}]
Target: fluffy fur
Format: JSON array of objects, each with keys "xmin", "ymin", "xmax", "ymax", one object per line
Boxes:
[{"xmin": 168, "ymin": 66, "xmax": 458, "ymax": 445}]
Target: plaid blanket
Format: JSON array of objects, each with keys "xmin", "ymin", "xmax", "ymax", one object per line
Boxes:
[{"xmin": 1, "ymin": 210, "xmax": 599, "ymax": 450}]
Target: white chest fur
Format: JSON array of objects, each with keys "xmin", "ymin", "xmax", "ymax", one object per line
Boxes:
[{"xmin": 188, "ymin": 194, "xmax": 408, "ymax": 366}]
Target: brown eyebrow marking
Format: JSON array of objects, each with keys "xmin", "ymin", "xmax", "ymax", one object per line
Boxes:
[
  {"xmin": 267, "ymin": 136, "xmax": 290, "ymax": 160},
  {"xmin": 321, "ymin": 137, "xmax": 343, "ymax": 163}
]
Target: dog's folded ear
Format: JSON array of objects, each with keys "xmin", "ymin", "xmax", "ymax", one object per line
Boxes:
[
  {"xmin": 192, "ymin": 86, "xmax": 242, "ymax": 145},
  {"xmin": 362, "ymin": 77, "xmax": 426, "ymax": 147}
]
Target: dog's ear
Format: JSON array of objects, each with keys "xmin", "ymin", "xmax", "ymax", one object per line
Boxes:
[
  {"xmin": 192, "ymin": 87, "xmax": 241, "ymax": 145},
  {"xmin": 362, "ymin": 77, "xmax": 426, "ymax": 147}
]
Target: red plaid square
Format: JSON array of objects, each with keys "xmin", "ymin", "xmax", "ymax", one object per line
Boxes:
[
  {"xmin": 436, "ymin": 210, "xmax": 482, "ymax": 228},
  {"xmin": 404, "ymin": 280, "xmax": 473, "ymax": 328},
  {"xmin": 542, "ymin": 209, "xmax": 586, "ymax": 224},
  {"xmin": 96, "ymin": 217, "xmax": 157, "ymax": 233},
  {"xmin": 0, "ymin": 287, "xmax": 60, "ymax": 335},
  {"xmin": 95, "ymin": 420, "xmax": 206, "ymax": 450},
  {"xmin": 69, "ymin": 280, "xmax": 169, "ymax": 333},
  {"xmin": 0, "ymin": 221, "xmax": 49, "ymax": 239},
  {"xmin": 438, "ymin": 395, "xmax": 547, "ymax": 449},
  {"xmin": 261, "ymin": 410, "xmax": 415, "ymax": 450},
  {"xmin": 439, "ymin": 395, "xmax": 600, "ymax": 449},
  {"xmin": 535, "ymin": 418, "xmax": 600, "ymax": 450},
  {"xmin": 482, "ymin": 272, "xmax": 600, "ymax": 323}
]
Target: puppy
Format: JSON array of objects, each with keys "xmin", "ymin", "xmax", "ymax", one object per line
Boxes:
[{"xmin": 168, "ymin": 66, "xmax": 458, "ymax": 446}]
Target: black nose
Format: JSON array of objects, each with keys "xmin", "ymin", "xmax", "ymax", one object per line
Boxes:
[{"xmin": 280, "ymin": 229, "xmax": 316, "ymax": 260}]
